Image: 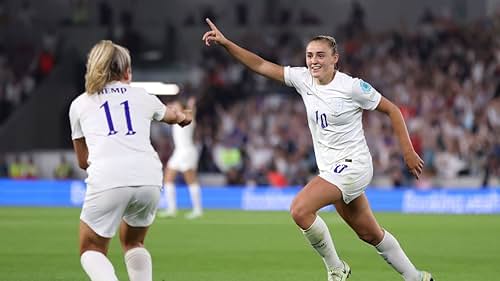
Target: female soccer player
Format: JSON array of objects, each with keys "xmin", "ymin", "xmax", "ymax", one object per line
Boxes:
[
  {"xmin": 158, "ymin": 97, "xmax": 203, "ymax": 219},
  {"xmin": 70, "ymin": 40, "xmax": 191, "ymax": 281},
  {"xmin": 203, "ymin": 19, "xmax": 433, "ymax": 281}
]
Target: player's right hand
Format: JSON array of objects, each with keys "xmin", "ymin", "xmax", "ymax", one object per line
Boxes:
[
  {"xmin": 178, "ymin": 109, "xmax": 193, "ymax": 127},
  {"xmin": 202, "ymin": 18, "xmax": 227, "ymax": 47}
]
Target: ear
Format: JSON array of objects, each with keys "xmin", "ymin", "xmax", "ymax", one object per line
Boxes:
[
  {"xmin": 123, "ymin": 67, "xmax": 132, "ymax": 82},
  {"xmin": 332, "ymin": 53, "xmax": 339, "ymax": 64}
]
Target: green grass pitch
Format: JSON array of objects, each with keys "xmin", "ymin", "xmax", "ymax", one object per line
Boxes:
[{"xmin": 0, "ymin": 208, "xmax": 499, "ymax": 280}]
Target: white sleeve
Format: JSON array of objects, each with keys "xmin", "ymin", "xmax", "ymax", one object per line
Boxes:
[
  {"xmin": 284, "ymin": 66, "xmax": 308, "ymax": 89},
  {"xmin": 351, "ymin": 78, "xmax": 382, "ymax": 110},
  {"xmin": 147, "ymin": 94, "xmax": 167, "ymax": 121},
  {"xmin": 69, "ymin": 101, "xmax": 84, "ymax": 140}
]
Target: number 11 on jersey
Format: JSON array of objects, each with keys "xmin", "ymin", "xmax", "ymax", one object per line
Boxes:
[{"xmin": 100, "ymin": 100, "xmax": 136, "ymax": 136}]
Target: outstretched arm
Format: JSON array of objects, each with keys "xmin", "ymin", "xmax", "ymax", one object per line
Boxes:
[
  {"xmin": 202, "ymin": 18, "xmax": 284, "ymax": 83},
  {"xmin": 376, "ymin": 97, "xmax": 424, "ymax": 179},
  {"xmin": 162, "ymin": 105, "xmax": 192, "ymax": 127}
]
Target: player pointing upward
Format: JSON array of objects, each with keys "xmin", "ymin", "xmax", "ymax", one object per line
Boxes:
[{"xmin": 203, "ymin": 19, "xmax": 433, "ymax": 281}]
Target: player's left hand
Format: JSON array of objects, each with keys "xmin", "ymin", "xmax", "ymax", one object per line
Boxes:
[{"xmin": 404, "ymin": 150, "xmax": 424, "ymax": 179}]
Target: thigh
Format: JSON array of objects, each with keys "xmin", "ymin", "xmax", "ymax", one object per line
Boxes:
[
  {"xmin": 292, "ymin": 176, "xmax": 344, "ymax": 213},
  {"xmin": 120, "ymin": 186, "xmax": 160, "ymax": 251},
  {"xmin": 119, "ymin": 221, "xmax": 149, "ymax": 252},
  {"xmin": 320, "ymin": 157, "xmax": 373, "ymax": 204},
  {"xmin": 79, "ymin": 220, "xmax": 111, "ymax": 255},
  {"xmin": 123, "ymin": 186, "xmax": 161, "ymax": 228},
  {"xmin": 183, "ymin": 169, "xmax": 198, "ymax": 185},
  {"xmin": 334, "ymin": 193, "xmax": 383, "ymax": 244},
  {"xmin": 80, "ymin": 188, "xmax": 130, "ymax": 238}
]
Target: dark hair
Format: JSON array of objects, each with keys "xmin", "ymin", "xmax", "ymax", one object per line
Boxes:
[{"xmin": 309, "ymin": 35, "xmax": 338, "ymax": 54}]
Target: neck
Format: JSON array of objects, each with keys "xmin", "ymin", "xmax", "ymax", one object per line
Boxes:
[{"xmin": 315, "ymin": 70, "xmax": 336, "ymax": 85}]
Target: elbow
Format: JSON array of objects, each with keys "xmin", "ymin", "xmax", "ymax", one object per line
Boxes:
[
  {"xmin": 387, "ymin": 104, "xmax": 402, "ymax": 118},
  {"xmin": 78, "ymin": 161, "xmax": 88, "ymax": 170}
]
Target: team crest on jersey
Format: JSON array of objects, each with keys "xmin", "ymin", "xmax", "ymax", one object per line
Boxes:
[{"xmin": 360, "ymin": 80, "xmax": 372, "ymax": 93}]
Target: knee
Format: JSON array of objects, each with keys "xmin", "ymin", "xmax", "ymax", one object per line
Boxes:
[
  {"xmin": 79, "ymin": 245, "xmax": 107, "ymax": 256},
  {"xmin": 121, "ymin": 241, "xmax": 144, "ymax": 253},
  {"xmin": 357, "ymin": 230, "xmax": 384, "ymax": 246},
  {"xmin": 290, "ymin": 200, "xmax": 314, "ymax": 229}
]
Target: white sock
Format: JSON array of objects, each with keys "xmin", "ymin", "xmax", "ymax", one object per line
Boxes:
[
  {"xmin": 164, "ymin": 183, "xmax": 177, "ymax": 212},
  {"xmin": 375, "ymin": 230, "xmax": 420, "ymax": 281},
  {"xmin": 80, "ymin": 250, "xmax": 118, "ymax": 281},
  {"xmin": 125, "ymin": 247, "xmax": 152, "ymax": 281},
  {"xmin": 302, "ymin": 216, "xmax": 343, "ymax": 271},
  {"xmin": 188, "ymin": 183, "xmax": 202, "ymax": 213}
]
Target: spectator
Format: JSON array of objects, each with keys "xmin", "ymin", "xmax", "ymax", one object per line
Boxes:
[
  {"xmin": 54, "ymin": 156, "xmax": 74, "ymax": 179},
  {"xmin": 0, "ymin": 153, "xmax": 7, "ymax": 178},
  {"xmin": 24, "ymin": 155, "xmax": 38, "ymax": 179},
  {"xmin": 8, "ymin": 155, "xmax": 23, "ymax": 179}
]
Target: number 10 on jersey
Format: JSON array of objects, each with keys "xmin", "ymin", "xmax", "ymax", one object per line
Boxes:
[
  {"xmin": 100, "ymin": 100, "xmax": 136, "ymax": 136},
  {"xmin": 315, "ymin": 111, "xmax": 328, "ymax": 128}
]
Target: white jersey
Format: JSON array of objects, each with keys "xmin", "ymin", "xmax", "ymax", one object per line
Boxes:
[
  {"xmin": 167, "ymin": 121, "xmax": 198, "ymax": 172},
  {"xmin": 172, "ymin": 121, "xmax": 196, "ymax": 151},
  {"xmin": 284, "ymin": 67, "xmax": 382, "ymax": 173},
  {"xmin": 69, "ymin": 81, "xmax": 166, "ymax": 191}
]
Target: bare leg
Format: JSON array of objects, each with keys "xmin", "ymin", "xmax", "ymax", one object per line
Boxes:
[
  {"xmin": 290, "ymin": 176, "xmax": 345, "ymax": 272},
  {"xmin": 161, "ymin": 168, "xmax": 178, "ymax": 216},
  {"xmin": 120, "ymin": 221, "xmax": 152, "ymax": 281},
  {"xmin": 79, "ymin": 221, "xmax": 118, "ymax": 281},
  {"xmin": 335, "ymin": 194, "xmax": 421, "ymax": 281},
  {"xmin": 184, "ymin": 169, "xmax": 202, "ymax": 217}
]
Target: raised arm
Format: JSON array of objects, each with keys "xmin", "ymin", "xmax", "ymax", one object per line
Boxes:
[
  {"xmin": 202, "ymin": 18, "xmax": 284, "ymax": 83},
  {"xmin": 376, "ymin": 96, "xmax": 424, "ymax": 179}
]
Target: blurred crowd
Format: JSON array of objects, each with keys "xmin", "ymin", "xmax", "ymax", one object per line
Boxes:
[
  {"xmin": 152, "ymin": 5, "xmax": 500, "ymax": 188},
  {"xmin": 0, "ymin": 1, "xmax": 58, "ymax": 125},
  {"xmin": 0, "ymin": 2, "xmax": 498, "ymax": 188}
]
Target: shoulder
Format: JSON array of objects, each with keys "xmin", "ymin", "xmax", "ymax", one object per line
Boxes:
[
  {"xmin": 285, "ymin": 66, "xmax": 310, "ymax": 78},
  {"xmin": 332, "ymin": 71, "xmax": 373, "ymax": 94},
  {"xmin": 69, "ymin": 92, "xmax": 89, "ymax": 118},
  {"xmin": 129, "ymin": 85, "xmax": 159, "ymax": 103},
  {"xmin": 70, "ymin": 92, "xmax": 89, "ymax": 110},
  {"xmin": 332, "ymin": 71, "xmax": 356, "ymax": 88},
  {"xmin": 346, "ymin": 74, "xmax": 382, "ymax": 109},
  {"xmin": 284, "ymin": 66, "xmax": 312, "ymax": 87},
  {"xmin": 349, "ymin": 75, "xmax": 375, "ymax": 96},
  {"xmin": 129, "ymin": 85, "xmax": 149, "ymax": 96}
]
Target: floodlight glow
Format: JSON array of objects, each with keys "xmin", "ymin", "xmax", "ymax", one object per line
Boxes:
[{"xmin": 131, "ymin": 82, "xmax": 180, "ymax": 95}]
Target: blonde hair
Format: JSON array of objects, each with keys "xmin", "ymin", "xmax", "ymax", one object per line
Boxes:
[{"xmin": 84, "ymin": 40, "xmax": 131, "ymax": 94}]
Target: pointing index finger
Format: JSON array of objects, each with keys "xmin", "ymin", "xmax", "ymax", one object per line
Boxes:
[{"xmin": 205, "ymin": 18, "xmax": 217, "ymax": 31}]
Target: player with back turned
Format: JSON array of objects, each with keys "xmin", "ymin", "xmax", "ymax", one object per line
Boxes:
[{"xmin": 70, "ymin": 40, "xmax": 192, "ymax": 281}]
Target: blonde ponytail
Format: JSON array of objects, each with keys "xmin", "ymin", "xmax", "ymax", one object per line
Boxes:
[{"xmin": 84, "ymin": 40, "xmax": 131, "ymax": 94}]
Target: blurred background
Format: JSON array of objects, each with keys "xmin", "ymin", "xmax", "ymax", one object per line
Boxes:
[
  {"xmin": 0, "ymin": 0, "xmax": 499, "ymax": 191},
  {"xmin": 1, "ymin": 3, "xmax": 500, "ymax": 280}
]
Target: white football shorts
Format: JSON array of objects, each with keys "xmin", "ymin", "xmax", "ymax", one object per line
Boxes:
[
  {"xmin": 167, "ymin": 147, "xmax": 199, "ymax": 172},
  {"xmin": 319, "ymin": 155, "xmax": 373, "ymax": 204},
  {"xmin": 80, "ymin": 185, "xmax": 161, "ymax": 238}
]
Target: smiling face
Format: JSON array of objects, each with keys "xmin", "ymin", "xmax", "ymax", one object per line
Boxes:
[{"xmin": 305, "ymin": 37, "xmax": 339, "ymax": 85}]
